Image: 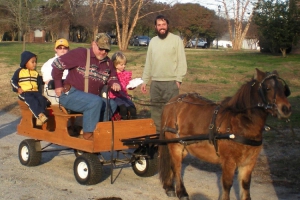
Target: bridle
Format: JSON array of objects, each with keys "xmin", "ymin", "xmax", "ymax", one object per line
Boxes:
[{"xmin": 256, "ymin": 72, "xmax": 290, "ymax": 112}]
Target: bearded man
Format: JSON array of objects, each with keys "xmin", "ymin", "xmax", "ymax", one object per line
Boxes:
[{"xmin": 140, "ymin": 15, "xmax": 187, "ymax": 134}]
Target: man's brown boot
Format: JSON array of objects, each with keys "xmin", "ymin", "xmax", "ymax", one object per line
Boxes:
[{"xmin": 83, "ymin": 132, "xmax": 93, "ymax": 140}]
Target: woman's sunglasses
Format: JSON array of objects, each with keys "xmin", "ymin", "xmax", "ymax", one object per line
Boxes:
[{"xmin": 56, "ymin": 46, "xmax": 69, "ymax": 50}]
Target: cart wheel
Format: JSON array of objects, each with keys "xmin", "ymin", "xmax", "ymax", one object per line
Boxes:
[
  {"xmin": 132, "ymin": 152, "xmax": 158, "ymax": 177},
  {"xmin": 18, "ymin": 139, "xmax": 42, "ymax": 166},
  {"xmin": 74, "ymin": 149, "xmax": 85, "ymax": 157},
  {"xmin": 73, "ymin": 153, "xmax": 102, "ymax": 185}
]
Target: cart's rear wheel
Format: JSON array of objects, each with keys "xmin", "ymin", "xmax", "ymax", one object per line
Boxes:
[
  {"xmin": 74, "ymin": 153, "xmax": 102, "ymax": 185},
  {"xmin": 132, "ymin": 150, "xmax": 158, "ymax": 177},
  {"xmin": 18, "ymin": 139, "xmax": 42, "ymax": 166}
]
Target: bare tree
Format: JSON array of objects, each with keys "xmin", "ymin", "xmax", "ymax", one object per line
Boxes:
[
  {"xmin": 108, "ymin": 0, "xmax": 171, "ymax": 51},
  {"xmin": 0, "ymin": 0, "xmax": 43, "ymax": 50},
  {"xmin": 41, "ymin": 0, "xmax": 74, "ymax": 41},
  {"xmin": 221, "ymin": 0, "xmax": 261, "ymax": 50},
  {"xmin": 0, "ymin": 5, "xmax": 13, "ymax": 41},
  {"xmin": 89, "ymin": 0, "xmax": 109, "ymax": 40}
]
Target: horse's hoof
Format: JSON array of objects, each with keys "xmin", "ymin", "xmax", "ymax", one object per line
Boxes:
[
  {"xmin": 166, "ymin": 190, "xmax": 176, "ymax": 197},
  {"xmin": 180, "ymin": 196, "xmax": 189, "ymax": 200}
]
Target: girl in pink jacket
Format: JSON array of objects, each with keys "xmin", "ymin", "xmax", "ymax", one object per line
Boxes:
[{"xmin": 109, "ymin": 52, "xmax": 137, "ymax": 120}]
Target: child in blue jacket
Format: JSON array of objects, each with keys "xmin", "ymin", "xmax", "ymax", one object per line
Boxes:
[{"xmin": 11, "ymin": 51, "xmax": 48, "ymax": 125}]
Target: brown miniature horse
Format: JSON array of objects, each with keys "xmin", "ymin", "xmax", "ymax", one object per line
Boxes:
[{"xmin": 159, "ymin": 69, "xmax": 292, "ymax": 200}]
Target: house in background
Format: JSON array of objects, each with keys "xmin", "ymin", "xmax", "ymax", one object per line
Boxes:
[
  {"xmin": 212, "ymin": 33, "xmax": 259, "ymax": 50},
  {"xmin": 242, "ymin": 38, "xmax": 259, "ymax": 50},
  {"xmin": 25, "ymin": 29, "xmax": 46, "ymax": 43}
]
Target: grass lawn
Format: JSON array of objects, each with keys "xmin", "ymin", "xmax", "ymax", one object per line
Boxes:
[{"xmin": 0, "ymin": 41, "xmax": 299, "ymax": 129}]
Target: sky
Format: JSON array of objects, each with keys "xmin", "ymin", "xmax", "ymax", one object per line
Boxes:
[
  {"xmin": 155, "ymin": 0, "xmax": 255, "ymax": 18},
  {"xmin": 156, "ymin": 0, "xmax": 222, "ymax": 12}
]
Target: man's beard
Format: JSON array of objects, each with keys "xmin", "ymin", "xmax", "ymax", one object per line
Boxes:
[{"xmin": 156, "ymin": 28, "xmax": 169, "ymax": 39}]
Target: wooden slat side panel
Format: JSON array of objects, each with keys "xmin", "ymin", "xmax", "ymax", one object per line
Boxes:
[{"xmin": 93, "ymin": 119, "xmax": 156, "ymax": 151}]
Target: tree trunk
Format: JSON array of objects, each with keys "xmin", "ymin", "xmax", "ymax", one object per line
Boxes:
[
  {"xmin": 110, "ymin": 0, "xmax": 170, "ymax": 51},
  {"xmin": 222, "ymin": 0, "xmax": 255, "ymax": 50},
  {"xmin": 11, "ymin": 31, "xmax": 16, "ymax": 41},
  {"xmin": 93, "ymin": 27, "xmax": 98, "ymax": 41},
  {"xmin": 22, "ymin": 33, "xmax": 26, "ymax": 51},
  {"xmin": 280, "ymin": 48, "xmax": 287, "ymax": 57}
]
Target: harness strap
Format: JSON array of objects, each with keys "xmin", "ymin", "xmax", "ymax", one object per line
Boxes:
[
  {"xmin": 164, "ymin": 126, "xmax": 178, "ymax": 134},
  {"xmin": 84, "ymin": 48, "xmax": 90, "ymax": 93},
  {"xmin": 233, "ymin": 135, "xmax": 262, "ymax": 146},
  {"xmin": 162, "ymin": 125, "xmax": 262, "ymax": 147},
  {"xmin": 209, "ymin": 105, "xmax": 221, "ymax": 156}
]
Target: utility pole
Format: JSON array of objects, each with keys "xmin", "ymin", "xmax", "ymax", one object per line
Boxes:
[{"xmin": 217, "ymin": 5, "xmax": 221, "ymax": 49}]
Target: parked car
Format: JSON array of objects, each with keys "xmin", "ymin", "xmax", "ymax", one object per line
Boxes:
[
  {"xmin": 109, "ymin": 34, "xmax": 118, "ymax": 45},
  {"xmin": 186, "ymin": 39, "xmax": 208, "ymax": 48},
  {"xmin": 130, "ymin": 36, "xmax": 151, "ymax": 46}
]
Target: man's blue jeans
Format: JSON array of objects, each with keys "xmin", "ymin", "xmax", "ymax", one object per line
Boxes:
[{"xmin": 59, "ymin": 87, "xmax": 117, "ymax": 132}]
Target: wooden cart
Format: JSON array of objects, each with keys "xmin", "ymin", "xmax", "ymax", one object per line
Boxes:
[{"xmin": 17, "ymin": 101, "xmax": 158, "ymax": 185}]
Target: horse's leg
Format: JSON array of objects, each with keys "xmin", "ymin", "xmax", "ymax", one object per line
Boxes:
[
  {"xmin": 169, "ymin": 143, "xmax": 189, "ymax": 200},
  {"xmin": 220, "ymin": 160, "xmax": 236, "ymax": 200},
  {"xmin": 159, "ymin": 144, "xmax": 176, "ymax": 197},
  {"xmin": 238, "ymin": 163, "xmax": 256, "ymax": 200}
]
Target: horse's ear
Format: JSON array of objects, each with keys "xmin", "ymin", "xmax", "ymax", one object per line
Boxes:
[
  {"xmin": 254, "ymin": 68, "xmax": 264, "ymax": 81},
  {"xmin": 272, "ymin": 70, "xmax": 278, "ymax": 75}
]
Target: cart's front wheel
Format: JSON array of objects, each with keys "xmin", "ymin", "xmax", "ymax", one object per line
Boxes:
[
  {"xmin": 18, "ymin": 139, "xmax": 42, "ymax": 166},
  {"xmin": 132, "ymin": 152, "xmax": 158, "ymax": 177},
  {"xmin": 74, "ymin": 153, "xmax": 102, "ymax": 185}
]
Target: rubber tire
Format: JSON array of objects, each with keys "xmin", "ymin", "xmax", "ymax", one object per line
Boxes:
[
  {"xmin": 18, "ymin": 139, "xmax": 42, "ymax": 166},
  {"xmin": 73, "ymin": 153, "xmax": 102, "ymax": 185},
  {"xmin": 132, "ymin": 152, "xmax": 158, "ymax": 177},
  {"xmin": 203, "ymin": 44, "xmax": 208, "ymax": 49}
]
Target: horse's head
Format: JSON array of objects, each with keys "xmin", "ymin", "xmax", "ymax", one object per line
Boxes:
[{"xmin": 254, "ymin": 68, "xmax": 292, "ymax": 119}]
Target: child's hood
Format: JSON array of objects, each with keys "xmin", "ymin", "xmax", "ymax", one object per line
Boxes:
[{"xmin": 20, "ymin": 51, "xmax": 36, "ymax": 68}]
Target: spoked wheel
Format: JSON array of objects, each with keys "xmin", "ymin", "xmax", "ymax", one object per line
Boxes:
[
  {"xmin": 73, "ymin": 153, "xmax": 102, "ymax": 185},
  {"xmin": 18, "ymin": 139, "xmax": 42, "ymax": 166},
  {"xmin": 131, "ymin": 146, "xmax": 158, "ymax": 177}
]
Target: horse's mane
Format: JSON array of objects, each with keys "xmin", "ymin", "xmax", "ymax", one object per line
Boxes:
[{"xmin": 221, "ymin": 78, "xmax": 256, "ymax": 116}]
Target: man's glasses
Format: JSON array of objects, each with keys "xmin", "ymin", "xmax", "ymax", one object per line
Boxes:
[
  {"xmin": 56, "ymin": 46, "xmax": 69, "ymax": 50},
  {"xmin": 98, "ymin": 47, "xmax": 107, "ymax": 52}
]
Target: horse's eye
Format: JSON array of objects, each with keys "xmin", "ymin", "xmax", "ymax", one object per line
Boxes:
[{"xmin": 266, "ymin": 88, "xmax": 270, "ymax": 91}]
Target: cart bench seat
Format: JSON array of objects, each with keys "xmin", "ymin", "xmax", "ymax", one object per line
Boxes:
[{"xmin": 51, "ymin": 104, "xmax": 83, "ymax": 117}]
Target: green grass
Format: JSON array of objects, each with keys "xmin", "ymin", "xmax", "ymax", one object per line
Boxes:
[{"xmin": 0, "ymin": 42, "xmax": 299, "ymax": 129}]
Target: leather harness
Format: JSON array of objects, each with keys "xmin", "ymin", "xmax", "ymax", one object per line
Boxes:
[{"xmin": 163, "ymin": 93, "xmax": 263, "ymax": 156}]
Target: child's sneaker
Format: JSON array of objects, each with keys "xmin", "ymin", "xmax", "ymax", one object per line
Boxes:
[{"xmin": 38, "ymin": 113, "xmax": 48, "ymax": 123}]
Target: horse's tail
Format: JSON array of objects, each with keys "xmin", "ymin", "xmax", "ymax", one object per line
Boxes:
[{"xmin": 158, "ymin": 131, "xmax": 173, "ymax": 184}]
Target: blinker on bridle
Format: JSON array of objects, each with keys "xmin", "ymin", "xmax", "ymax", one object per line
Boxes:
[{"xmin": 256, "ymin": 72, "xmax": 290, "ymax": 110}]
